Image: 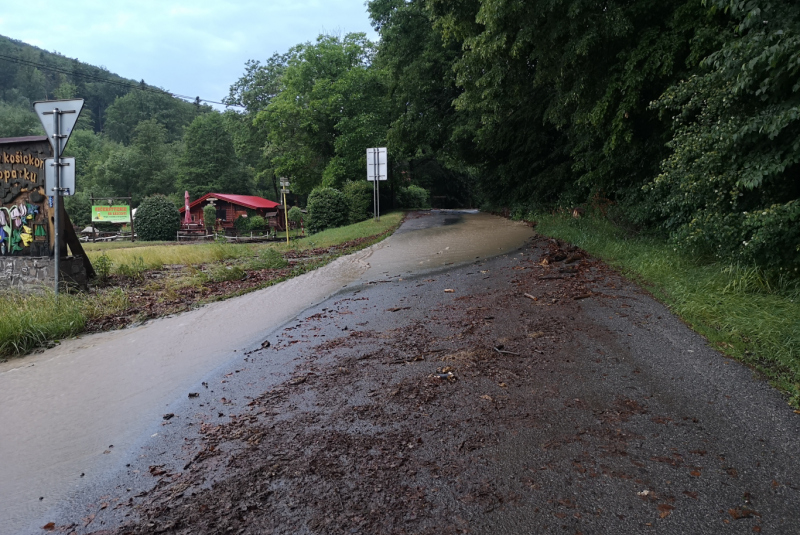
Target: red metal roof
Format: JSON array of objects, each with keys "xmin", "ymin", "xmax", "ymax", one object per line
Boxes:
[{"xmin": 181, "ymin": 193, "xmax": 281, "ymax": 213}]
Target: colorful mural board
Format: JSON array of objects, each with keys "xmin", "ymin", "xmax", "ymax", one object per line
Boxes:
[{"xmin": 0, "ymin": 137, "xmax": 53, "ymax": 257}]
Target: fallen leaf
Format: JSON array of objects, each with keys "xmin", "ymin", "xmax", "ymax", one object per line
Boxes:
[
  {"xmin": 480, "ymin": 395, "xmax": 493, "ymax": 402},
  {"xmin": 657, "ymin": 504, "xmax": 675, "ymax": 518},
  {"xmin": 499, "ymin": 382, "xmax": 508, "ymax": 388},
  {"xmin": 689, "ymin": 470, "xmax": 702, "ymax": 477},
  {"xmin": 149, "ymin": 465, "xmax": 167, "ymax": 477},
  {"xmin": 729, "ymin": 507, "xmax": 759, "ymax": 520},
  {"xmin": 42, "ymin": 523, "xmax": 55, "ymax": 531},
  {"xmin": 683, "ymin": 491, "xmax": 698, "ymax": 499},
  {"xmin": 444, "ymin": 289, "xmax": 455, "ymax": 293}
]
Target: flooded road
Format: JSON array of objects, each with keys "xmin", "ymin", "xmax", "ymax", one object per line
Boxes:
[{"xmin": 0, "ymin": 211, "xmax": 532, "ymax": 534}]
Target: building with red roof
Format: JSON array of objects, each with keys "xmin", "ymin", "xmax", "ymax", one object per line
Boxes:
[{"xmin": 179, "ymin": 193, "xmax": 285, "ymax": 232}]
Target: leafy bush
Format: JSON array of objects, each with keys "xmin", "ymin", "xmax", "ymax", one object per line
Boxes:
[
  {"xmin": 248, "ymin": 215, "xmax": 267, "ymax": 232},
  {"xmin": 287, "ymin": 206, "xmax": 304, "ymax": 225},
  {"xmin": 343, "ymin": 180, "xmax": 373, "ymax": 223},
  {"xmin": 305, "ymin": 187, "xmax": 348, "ymax": 234},
  {"xmin": 135, "ymin": 195, "xmax": 180, "ymax": 241},
  {"xmin": 94, "ymin": 253, "xmax": 112, "ymax": 282},
  {"xmin": 203, "ymin": 205, "xmax": 216, "ymax": 232},
  {"xmin": 399, "ymin": 185, "xmax": 430, "ymax": 209},
  {"xmin": 234, "ymin": 215, "xmax": 250, "ymax": 235}
]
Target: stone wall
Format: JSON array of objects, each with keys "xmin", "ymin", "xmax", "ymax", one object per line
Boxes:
[{"xmin": 0, "ymin": 256, "xmax": 88, "ymax": 292}]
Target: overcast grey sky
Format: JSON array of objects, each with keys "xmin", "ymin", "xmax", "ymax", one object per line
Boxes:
[{"xmin": 0, "ymin": 0, "xmax": 378, "ymax": 107}]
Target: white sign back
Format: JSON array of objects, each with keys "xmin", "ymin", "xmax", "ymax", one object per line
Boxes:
[
  {"xmin": 367, "ymin": 147, "xmax": 387, "ymax": 181},
  {"xmin": 44, "ymin": 158, "xmax": 76, "ymax": 196},
  {"xmin": 34, "ymin": 99, "xmax": 85, "ymax": 156}
]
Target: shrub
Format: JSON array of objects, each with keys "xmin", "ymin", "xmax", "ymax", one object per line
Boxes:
[
  {"xmin": 399, "ymin": 185, "xmax": 430, "ymax": 209},
  {"xmin": 342, "ymin": 180, "xmax": 373, "ymax": 223},
  {"xmin": 135, "ymin": 195, "xmax": 180, "ymax": 241},
  {"xmin": 287, "ymin": 206, "xmax": 304, "ymax": 225},
  {"xmin": 94, "ymin": 253, "xmax": 112, "ymax": 282},
  {"xmin": 234, "ymin": 215, "xmax": 250, "ymax": 235},
  {"xmin": 305, "ymin": 187, "xmax": 348, "ymax": 234},
  {"xmin": 203, "ymin": 205, "xmax": 216, "ymax": 232},
  {"xmin": 248, "ymin": 215, "xmax": 267, "ymax": 232}
]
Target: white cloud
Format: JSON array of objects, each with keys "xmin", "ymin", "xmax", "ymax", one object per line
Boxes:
[{"xmin": 0, "ymin": 0, "xmax": 378, "ymax": 104}]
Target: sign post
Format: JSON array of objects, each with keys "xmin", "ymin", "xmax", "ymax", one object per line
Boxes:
[
  {"xmin": 34, "ymin": 99, "xmax": 84, "ymax": 295},
  {"xmin": 280, "ymin": 178, "xmax": 291, "ymax": 244},
  {"xmin": 366, "ymin": 147, "xmax": 387, "ymax": 221}
]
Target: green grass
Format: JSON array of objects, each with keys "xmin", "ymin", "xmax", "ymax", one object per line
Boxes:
[
  {"xmin": 0, "ymin": 288, "xmax": 129, "ymax": 358},
  {"xmin": 532, "ymin": 213, "xmax": 800, "ymax": 407},
  {"xmin": 82, "ymin": 213, "xmax": 403, "ymax": 274}
]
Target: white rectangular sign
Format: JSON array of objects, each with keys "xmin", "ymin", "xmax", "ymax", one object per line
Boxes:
[
  {"xmin": 366, "ymin": 147, "xmax": 387, "ymax": 181},
  {"xmin": 44, "ymin": 157, "xmax": 76, "ymax": 196}
]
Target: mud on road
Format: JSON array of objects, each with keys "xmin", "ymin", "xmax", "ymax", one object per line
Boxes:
[{"xmin": 57, "ymin": 237, "xmax": 799, "ymax": 534}]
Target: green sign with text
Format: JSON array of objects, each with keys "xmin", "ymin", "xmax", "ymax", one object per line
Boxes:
[{"xmin": 92, "ymin": 205, "xmax": 131, "ymax": 223}]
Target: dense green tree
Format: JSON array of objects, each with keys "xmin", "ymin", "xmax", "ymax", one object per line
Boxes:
[
  {"xmin": 426, "ymin": 0, "xmax": 725, "ymax": 210},
  {"xmin": 104, "ymin": 90, "xmax": 203, "ymax": 144},
  {"xmin": 369, "ymin": 0, "xmax": 480, "ymax": 207},
  {"xmin": 176, "ymin": 112, "xmax": 250, "ymax": 199},
  {"xmin": 648, "ymin": 0, "xmax": 800, "ymax": 268},
  {"xmin": 253, "ymin": 33, "xmax": 388, "ymax": 195},
  {"xmin": 0, "ymin": 101, "xmax": 42, "ymax": 137}
]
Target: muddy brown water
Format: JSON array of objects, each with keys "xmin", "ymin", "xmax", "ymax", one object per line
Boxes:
[{"xmin": 0, "ymin": 211, "xmax": 532, "ymax": 534}]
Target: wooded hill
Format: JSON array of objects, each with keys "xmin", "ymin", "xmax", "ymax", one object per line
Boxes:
[{"xmin": 0, "ymin": 0, "xmax": 798, "ymax": 271}]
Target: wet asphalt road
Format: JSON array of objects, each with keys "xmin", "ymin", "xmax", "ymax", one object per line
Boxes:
[{"xmin": 8, "ymin": 212, "xmax": 800, "ymax": 534}]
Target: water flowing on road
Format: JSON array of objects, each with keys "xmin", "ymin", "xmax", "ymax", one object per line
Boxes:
[{"xmin": 0, "ymin": 211, "xmax": 533, "ymax": 534}]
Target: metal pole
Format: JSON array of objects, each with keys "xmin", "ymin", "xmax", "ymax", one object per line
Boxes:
[
  {"xmin": 372, "ymin": 149, "xmax": 378, "ymax": 221},
  {"xmin": 53, "ymin": 108, "xmax": 61, "ymax": 295},
  {"xmin": 283, "ymin": 190, "xmax": 290, "ymax": 244}
]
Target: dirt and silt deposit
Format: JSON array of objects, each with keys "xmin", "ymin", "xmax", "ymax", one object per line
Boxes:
[{"xmin": 43, "ymin": 230, "xmax": 800, "ymax": 535}]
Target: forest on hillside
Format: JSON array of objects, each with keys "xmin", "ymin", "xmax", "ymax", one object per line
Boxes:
[{"xmin": 0, "ymin": 0, "xmax": 798, "ymax": 270}]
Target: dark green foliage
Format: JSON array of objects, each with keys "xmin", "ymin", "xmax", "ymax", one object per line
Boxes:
[
  {"xmin": 287, "ymin": 207, "xmax": 304, "ymax": 224},
  {"xmin": 647, "ymin": 0, "xmax": 800, "ymax": 269},
  {"xmin": 398, "ymin": 185, "xmax": 430, "ymax": 209},
  {"xmin": 246, "ymin": 34, "xmax": 389, "ymax": 195},
  {"xmin": 234, "ymin": 215, "xmax": 250, "ymax": 235},
  {"xmin": 135, "ymin": 195, "xmax": 180, "ymax": 241},
  {"xmin": 248, "ymin": 215, "xmax": 268, "ymax": 232},
  {"xmin": 203, "ymin": 205, "xmax": 216, "ymax": 231},
  {"xmin": 342, "ymin": 180, "xmax": 373, "ymax": 223},
  {"xmin": 0, "ymin": 101, "xmax": 42, "ymax": 137},
  {"xmin": 305, "ymin": 187, "xmax": 348, "ymax": 234},
  {"xmin": 104, "ymin": 90, "xmax": 203, "ymax": 144},
  {"xmin": 177, "ymin": 113, "xmax": 250, "ymax": 199}
]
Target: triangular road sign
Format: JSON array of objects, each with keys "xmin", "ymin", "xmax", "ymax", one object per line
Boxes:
[{"xmin": 34, "ymin": 99, "xmax": 85, "ymax": 156}]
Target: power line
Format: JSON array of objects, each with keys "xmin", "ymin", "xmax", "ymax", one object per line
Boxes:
[{"xmin": 0, "ymin": 52, "xmax": 243, "ymax": 108}]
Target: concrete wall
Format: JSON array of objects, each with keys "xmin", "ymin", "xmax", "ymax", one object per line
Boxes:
[{"xmin": 0, "ymin": 256, "xmax": 88, "ymax": 292}]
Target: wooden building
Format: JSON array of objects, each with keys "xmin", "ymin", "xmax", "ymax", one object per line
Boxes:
[{"xmin": 180, "ymin": 193, "xmax": 285, "ymax": 232}]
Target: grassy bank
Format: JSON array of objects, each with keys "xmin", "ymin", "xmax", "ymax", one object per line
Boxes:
[
  {"xmin": 83, "ymin": 217, "xmax": 401, "ymax": 275},
  {"xmin": 0, "ymin": 213, "xmax": 404, "ymax": 360},
  {"xmin": 530, "ymin": 213, "xmax": 800, "ymax": 408}
]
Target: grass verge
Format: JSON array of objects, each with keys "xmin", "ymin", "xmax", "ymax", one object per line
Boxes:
[
  {"xmin": 531, "ymin": 213, "xmax": 800, "ymax": 408},
  {"xmin": 1, "ymin": 213, "xmax": 404, "ymax": 360}
]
